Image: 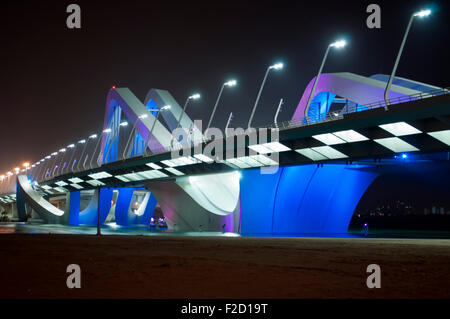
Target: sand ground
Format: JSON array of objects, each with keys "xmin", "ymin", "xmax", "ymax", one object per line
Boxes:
[{"xmin": 1, "ymin": 234, "xmax": 450, "ymax": 298}]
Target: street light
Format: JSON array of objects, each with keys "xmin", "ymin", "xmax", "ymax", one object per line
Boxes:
[
  {"xmin": 225, "ymin": 112, "xmax": 234, "ymax": 137},
  {"xmin": 103, "ymin": 121, "xmax": 129, "ymax": 164},
  {"xmin": 305, "ymin": 39, "xmax": 347, "ymax": 117},
  {"xmin": 145, "ymin": 105, "xmax": 171, "ymax": 156},
  {"xmin": 384, "ymin": 9, "xmax": 431, "ymax": 106},
  {"xmin": 89, "ymin": 128, "xmax": 113, "ymax": 169},
  {"xmin": 171, "ymin": 94, "xmax": 201, "ymax": 148},
  {"xmin": 206, "ymin": 80, "xmax": 237, "ymax": 135},
  {"xmin": 123, "ymin": 113, "xmax": 152, "ymax": 159},
  {"xmin": 247, "ymin": 62, "xmax": 283, "ymax": 129},
  {"xmin": 76, "ymin": 134, "xmax": 96, "ymax": 171},
  {"xmin": 61, "ymin": 143, "xmax": 76, "ymax": 174}
]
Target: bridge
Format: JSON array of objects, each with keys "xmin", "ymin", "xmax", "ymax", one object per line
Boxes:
[{"xmin": 1, "ymin": 72, "xmax": 449, "ymax": 234}]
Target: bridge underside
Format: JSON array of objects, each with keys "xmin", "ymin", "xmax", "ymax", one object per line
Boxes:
[
  {"xmin": 7, "ymin": 156, "xmax": 450, "ymax": 234},
  {"xmin": 9, "ymin": 162, "xmax": 379, "ymax": 234}
]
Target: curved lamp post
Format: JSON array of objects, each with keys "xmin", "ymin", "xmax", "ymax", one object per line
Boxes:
[
  {"xmin": 122, "ymin": 113, "xmax": 150, "ymax": 159},
  {"xmin": 89, "ymin": 128, "xmax": 112, "ymax": 169},
  {"xmin": 247, "ymin": 63, "xmax": 283, "ymax": 129},
  {"xmin": 144, "ymin": 105, "xmax": 171, "ymax": 156},
  {"xmin": 305, "ymin": 39, "xmax": 346, "ymax": 118},
  {"xmin": 206, "ymin": 80, "xmax": 237, "ymax": 134},
  {"xmin": 171, "ymin": 93, "xmax": 200, "ymax": 148},
  {"xmin": 103, "ymin": 121, "xmax": 128, "ymax": 164},
  {"xmin": 384, "ymin": 9, "xmax": 431, "ymax": 107}
]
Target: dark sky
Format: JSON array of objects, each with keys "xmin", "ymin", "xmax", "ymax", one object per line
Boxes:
[{"xmin": 0, "ymin": 0, "xmax": 449, "ymax": 173}]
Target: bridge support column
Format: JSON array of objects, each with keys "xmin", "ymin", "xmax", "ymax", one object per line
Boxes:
[
  {"xmin": 79, "ymin": 188, "xmax": 114, "ymax": 226},
  {"xmin": 240, "ymin": 164, "xmax": 379, "ymax": 235},
  {"xmin": 144, "ymin": 180, "xmax": 239, "ymax": 232},
  {"xmin": 16, "ymin": 178, "xmax": 28, "ymax": 222},
  {"xmin": 11, "ymin": 202, "xmax": 18, "ymax": 220},
  {"xmin": 114, "ymin": 188, "xmax": 136, "ymax": 226},
  {"xmin": 115, "ymin": 188, "xmax": 157, "ymax": 226},
  {"xmin": 63, "ymin": 191, "xmax": 80, "ymax": 226}
]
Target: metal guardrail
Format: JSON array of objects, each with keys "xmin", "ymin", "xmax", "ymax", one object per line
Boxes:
[
  {"xmin": 259, "ymin": 86, "xmax": 450, "ymax": 131},
  {"xmin": 1, "ymin": 86, "xmax": 449, "ymax": 191}
]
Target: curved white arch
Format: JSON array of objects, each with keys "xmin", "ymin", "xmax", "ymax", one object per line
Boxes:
[
  {"xmin": 176, "ymin": 172, "xmax": 240, "ymax": 216},
  {"xmin": 144, "ymin": 88, "xmax": 203, "ymax": 137},
  {"xmin": 17, "ymin": 175, "xmax": 64, "ymax": 223},
  {"xmin": 102, "ymin": 87, "xmax": 240, "ymax": 217}
]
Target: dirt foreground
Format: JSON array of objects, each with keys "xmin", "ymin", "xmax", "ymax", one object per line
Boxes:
[{"xmin": 1, "ymin": 234, "xmax": 450, "ymax": 298}]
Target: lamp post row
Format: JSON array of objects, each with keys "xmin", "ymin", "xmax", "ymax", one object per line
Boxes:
[{"xmin": 6, "ymin": 8, "xmax": 432, "ymax": 183}]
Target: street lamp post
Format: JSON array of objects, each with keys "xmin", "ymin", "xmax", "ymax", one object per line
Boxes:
[
  {"xmin": 273, "ymin": 98, "xmax": 284, "ymax": 128},
  {"xmin": 122, "ymin": 113, "xmax": 150, "ymax": 159},
  {"xmin": 89, "ymin": 129, "xmax": 111, "ymax": 169},
  {"xmin": 63, "ymin": 144, "xmax": 76, "ymax": 174},
  {"xmin": 51, "ymin": 150, "xmax": 64, "ymax": 177},
  {"xmin": 305, "ymin": 40, "xmax": 346, "ymax": 117},
  {"xmin": 225, "ymin": 112, "xmax": 234, "ymax": 137},
  {"xmin": 23, "ymin": 162, "xmax": 30, "ymax": 173},
  {"xmin": 247, "ymin": 63, "xmax": 283, "ymax": 129},
  {"xmin": 144, "ymin": 105, "xmax": 171, "ymax": 156},
  {"xmin": 96, "ymin": 186, "xmax": 101, "ymax": 236},
  {"xmin": 206, "ymin": 80, "xmax": 237, "ymax": 136},
  {"xmin": 54, "ymin": 148, "xmax": 67, "ymax": 177},
  {"xmin": 39, "ymin": 157, "xmax": 50, "ymax": 181},
  {"xmin": 384, "ymin": 9, "xmax": 431, "ymax": 107},
  {"xmin": 171, "ymin": 94, "xmax": 200, "ymax": 148},
  {"xmin": 75, "ymin": 135, "xmax": 95, "ymax": 171},
  {"xmin": 103, "ymin": 121, "xmax": 128, "ymax": 164}
]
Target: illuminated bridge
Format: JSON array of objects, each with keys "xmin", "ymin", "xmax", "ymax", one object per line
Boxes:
[{"xmin": 1, "ymin": 72, "xmax": 449, "ymax": 235}]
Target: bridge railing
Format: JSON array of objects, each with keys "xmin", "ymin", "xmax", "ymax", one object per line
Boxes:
[{"xmin": 258, "ymin": 86, "xmax": 450, "ymax": 131}]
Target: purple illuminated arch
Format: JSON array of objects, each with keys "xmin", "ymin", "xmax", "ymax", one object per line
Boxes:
[{"xmin": 292, "ymin": 72, "xmax": 421, "ymax": 121}]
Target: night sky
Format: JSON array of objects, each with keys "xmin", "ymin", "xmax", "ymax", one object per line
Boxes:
[{"xmin": 0, "ymin": 0, "xmax": 449, "ymax": 174}]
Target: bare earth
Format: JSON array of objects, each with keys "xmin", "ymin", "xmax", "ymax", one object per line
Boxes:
[{"xmin": 1, "ymin": 234, "xmax": 450, "ymax": 299}]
